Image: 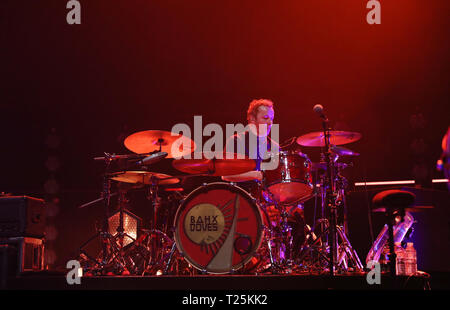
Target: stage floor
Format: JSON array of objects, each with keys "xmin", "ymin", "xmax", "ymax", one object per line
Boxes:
[{"xmin": 4, "ymin": 271, "xmax": 446, "ymax": 290}]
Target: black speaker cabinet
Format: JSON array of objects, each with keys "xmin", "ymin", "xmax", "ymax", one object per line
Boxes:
[
  {"xmin": 0, "ymin": 237, "xmax": 45, "ymax": 275},
  {"xmin": 0, "ymin": 196, "xmax": 46, "ymax": 238}
]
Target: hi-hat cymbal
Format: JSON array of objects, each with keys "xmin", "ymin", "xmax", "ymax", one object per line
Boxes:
[
  {"xmin": 330, "ymin": 145, "xmax": 360, "ymax": 157},
  {"xmin": 124, "ymin": 130, "xmax": 196, "ymax": 158},
  {"xmin": 110, "ymin": 171, "xmax": 180, "ymax": 185},
  {"xmin": 296, "ymin": 131, "xmax": 362, "ymax": 147},
  {"xmin": 172, "ymin": 152, "xmax": 256, "ymax": 176}
]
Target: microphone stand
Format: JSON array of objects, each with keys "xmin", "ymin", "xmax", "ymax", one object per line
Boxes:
[{"xmin": 320, "ymin": 118, "xmax": 337, "ymax": 276}]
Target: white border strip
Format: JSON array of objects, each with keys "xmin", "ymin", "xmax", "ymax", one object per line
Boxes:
[{"xmin": 354, "ymin": 179, "xmax": 449, "ymax": 186}]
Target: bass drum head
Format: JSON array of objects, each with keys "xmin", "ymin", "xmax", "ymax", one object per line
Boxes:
[{"xmin": 173, "ymin": 182, "xmax": 264, "ymax": 274}]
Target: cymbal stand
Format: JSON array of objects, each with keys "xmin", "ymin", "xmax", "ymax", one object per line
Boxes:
[
  {"xmin": 278, "ymin": 205, "xmax": 294, "ymax": 272},
  {"xmin": 296, "ymin": 170, "xmax": 330, "ymax": 271},
  {"xmin": 79, "ymin": 154, "xmax": 127, "ymax": 275},
  {"xmin": 297, "ymin": 169, "xmax": 363, "ymax": 273},
  {"xmin": 136, "ymin": 176, "xmax": 174, "ymax": 275},
  {"xmin": 321, "ymin": 118, "xmax": 337, "ymax": 276},
  {"xmin": 297, "ymin": 124, "xmax": 363, "ymax": 274},
  {"xmin": 109, "ymin": 187, "xmax": 141, "ymax": 273}
]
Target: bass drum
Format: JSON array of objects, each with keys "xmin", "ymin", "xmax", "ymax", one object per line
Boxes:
[{"xmin": 173, "ymin": 182, "xmax": 265, "ymax": 274}]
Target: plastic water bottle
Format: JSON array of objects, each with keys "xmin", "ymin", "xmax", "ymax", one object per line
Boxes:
[
  {"xmin": 395, "ymin": 242, "xmax": 406, "ymax": 275},
  {"xmin": 405, "ymin": 242, "xmax": 417, "ymax": 275}
]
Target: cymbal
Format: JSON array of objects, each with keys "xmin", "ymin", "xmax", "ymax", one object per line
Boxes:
[
  {"xmin": 296, "ymin": 131, "xmax": 362, "ymax": 147},
  {"xmin": 172, "ymin": 152, "xmax": 256, "ymax": 176},
  {"xmin": 124, "ymin": 130, "xmax": 196, "ymax": 158},
  {"xmin": 110, "ymin": 171, "xmax": 180, "ymax": 185},
  {"xmin": 330, "ymin": 145, "xmax": 360, "ymax": 157}
]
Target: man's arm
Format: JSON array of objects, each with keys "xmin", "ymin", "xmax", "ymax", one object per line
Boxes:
[{"xmin": 221, "ymin": 133, "xmax": 262, "ymax": 182}]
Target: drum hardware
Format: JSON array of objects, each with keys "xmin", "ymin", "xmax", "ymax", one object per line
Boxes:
[
  {"xmin": 78, "ymin": 152, "xmax": 182, "ymax": 275},
  {"xmin": 258, "ymin": 152, "xmax": 314, "ymax": 274},
  {"xmin": 125, "ymin": 228, "xmax": 174, "ymax": 275},
  {"xmin": 297, "ymin": 166, "xmax": 363, "ymax": 273},
  {"xmin": 127, "ymin": 174, "xmax": 176, "ymax": 275},
  {"xmin": 78, "ymin": 192, "xmax": 118, "ymax": 209},
  {"xmin": 78, "ymin": 154, "xmax": 133, "ymax": 275},
  {"xmin": 296, "ymin": 120, "xmax": 363, "ymax": 275},
  {"xmin": 251, "ymin": 179, "xmax": 300, "ymax": 274},
  {"xmin": 131, "ymin": 173, "xmax": 209, "ymax": 275},
  {"xmin": 163, "ymin": 242, "xmax": 178, "ymax": 275},
  {"xmin": 274, "ymin": 206, "xmax": 295, "ymax": 273},
  {"xmin": 108, "ymin": 187, "xmax": 141, "ymax": 248},
  {"xmin": 76, "ymin": 123, "xmax": 368, "ymax": 276}
]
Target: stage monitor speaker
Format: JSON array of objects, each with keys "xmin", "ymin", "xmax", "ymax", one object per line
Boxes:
[
  {"xmin": 0, "ymin": 237, "xmax": 45, "ymax": 276},
  {"xmin": 0, "ymin": 196, "xmax": 46, "ymax": 238}
]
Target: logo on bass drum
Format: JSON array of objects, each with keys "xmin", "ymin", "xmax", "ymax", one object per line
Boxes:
[{"xmin": 184, "ymin": 203, "xmax": 226, "ymax": 245}]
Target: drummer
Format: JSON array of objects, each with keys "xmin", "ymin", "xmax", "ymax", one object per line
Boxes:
[
  {"xmin": 221, "ymin": 99, "xmax": 306, "ymax": 251},
  {"xmin": 222, "ymin": 98, "xmax": 277, "ymax": 187}
]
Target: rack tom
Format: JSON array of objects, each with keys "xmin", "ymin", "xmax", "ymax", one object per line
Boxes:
[{"xmin": 263, "ymin": 151, "xmax": 313, "ymax": 205}]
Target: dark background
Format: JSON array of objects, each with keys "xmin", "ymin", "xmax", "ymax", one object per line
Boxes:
[{"xmin": 1, "ymin": 1, "xmax": 449, "ymax": 271}]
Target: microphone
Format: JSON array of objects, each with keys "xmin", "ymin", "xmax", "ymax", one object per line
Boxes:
[
  {"xmin": 135, "ymin": 152, "xmax": 168, "ymax": 166},
  {"xmin": 313, "ymin": 104, "xmax": 328, "ymax": 121},
  {"xmin": 94, "ymin": 153, "xmax": 144, "ymax": 161}
]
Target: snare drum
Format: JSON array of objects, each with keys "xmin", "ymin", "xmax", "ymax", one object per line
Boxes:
[
  {"xmin": 263, "ymin": 151, "xmax": 313, "ymax": 205},
  {"xmin": 173, "ymin": 182, "xmax": 265, "ymax": 274}
]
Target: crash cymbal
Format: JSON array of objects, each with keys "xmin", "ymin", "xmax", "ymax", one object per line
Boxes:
[
  {"xmin": 110, "ymin": 171, "xmax": 180, "ymax": 185},
  {"xmin": 172, "ymin": 152, "xmax": 256, "ymax": 176},
  {"xmin": 124, "ymin": 130, "xmax": 196, "ymax": 158},
  {"xmin": 330, "ymin": 145, "xmax": 360, "ymax": 157},
  {"xmin": 296, "ymin": 131, "xmax": 362, "ymax": 147}
]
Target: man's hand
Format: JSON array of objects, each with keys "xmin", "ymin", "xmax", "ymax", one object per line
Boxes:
[{"xmin": 252, "ymin": 170, "xmax": 263, "ymax": 181}]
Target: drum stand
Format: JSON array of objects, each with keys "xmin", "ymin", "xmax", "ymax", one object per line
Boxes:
[
  {"xmin": 257, "ymin": 185, "xmax": 296, "ymax": 274},
  {"xmin": 297, "ymin": 123, "xmax": 363, "ymax": 275},
  {"xmin": 133, "ymin": 176, "xmax": 174, "ymax": 275},
  {"xmin": 78, "ymin": 157, "xmax": 134, "ymax": 275},
  {"xmin": 272, "ymin": 206, "xmax": 296, "ymax": 273}
]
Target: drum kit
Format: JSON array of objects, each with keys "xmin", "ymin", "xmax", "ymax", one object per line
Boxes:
[{"xmin": 78, "ymin": 128, "xmax": 364, "ymax": 276}]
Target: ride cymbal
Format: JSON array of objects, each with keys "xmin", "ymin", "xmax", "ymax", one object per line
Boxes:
[{"xmin": 296, "ymin": 131, "xmax": 362, "ymax": 147}]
